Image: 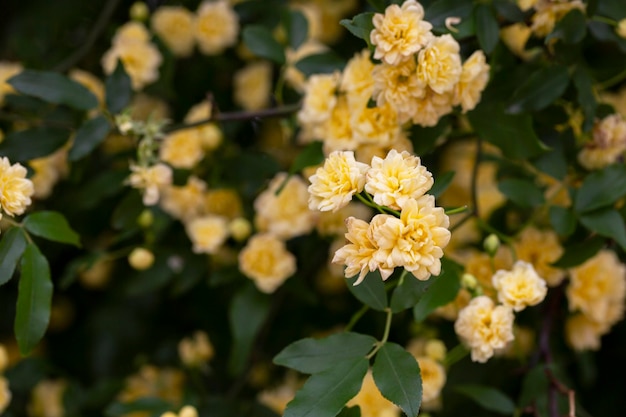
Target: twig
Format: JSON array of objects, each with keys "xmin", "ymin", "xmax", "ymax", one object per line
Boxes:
[{"xmin": 54, "ymin": 0, "xmax": 123, "ymax": 72}]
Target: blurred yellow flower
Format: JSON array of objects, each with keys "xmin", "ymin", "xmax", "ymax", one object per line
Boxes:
[
  {"xmin": 0, "ymin": 156, "xmax": 34, "ymax": 219},
  {"xmin": 492, "ymin": 261, "xmax": 548, "ymax": 312},
  {"xmin": 204, "ymin": 188, "xmax": 243, "ymax": 219},
  {"xmin": 233, "ymin": 61, "xmax": 272, "ymax": 110},
  {"xmin": 308, "ymin": 150, "xmax": 369, "ymax": 212},
  {"xmin": 565, "ymin": 313, "xmax": 606, "ymax": 351},
  {"xmin": 617, "ymin": 19, "xmax": 626, "ymax": 39},
  {"xmin": 365, "ymin": 149, "xmax": 434, "ymax": 210},
  {"xmin": 316, "ymin": 202, "xmax": 372, "ymax": 237},
  {"xmin": 69, "ymin": 68, "xmax": 105, "ymax": 106},
  {"xmin": 346, "ymin": 370, "xmax": 401, "ymax": 417},
  {"xmin": 151, "ymin": 6, "xmax": 195, "ymax": 57},
  {"xmin": 370, "ymin": 0, "xmax": 433, "ymax": 65},
  {"xmin": 530, "ymin": 0, "xmax": 586, "ymax": 38},
  {"xmin": 128, "ymin": 163, "xmax": 173, "ymax": 206},
  {"xmin": 178, "ymin": 330, "xmax": 214, "ymax": 367},
  {"xmin": 185, "ymin": 215, "xmax": 230, "ymax": 254},
  {"xmin": 298, "ymin": 72, "xmax": 340, "ymax": 140},
  {"xmin": 0, "ymin": 61, "xmax": 22, "ymax": 105},
  {"xmin": 159, "ymin": 129, "xmax": 205, "ymax": 169},
  {"xmin": 28, "ymin": 379, "xmax": 66, "ymax": 417},
  {"xmin": 160, "ymin": 176, "xmax": 207, "ymax": 222},
  {"xmin": 0, "ymin": 376, "xmax": 10, "ymax": 414},
  {"xmin": 454, "ymin": 295, "xmax": 515, "ymax": 363},
  {"xmin": 239, "ymin": 233, "xmax": 297, "ymax": 293},
  {"xmin": 500, "ymin": 23, "xmax": 534, "ymax": 60},
  {"xmin": 340, "ymin": 49, "xmax": 375, "ymax": 109},
  {"xmin": 452, "ymin": 50, "xmax": 490, "ymax": 113},
  {"xmin": 29, "ymin": 147, "xmax": 69, "ymax": 200},
  {"xmin": 514, "ymin": 226, "xmax": 565, "ymax": 286},
  {"xmin": 417, "ymin": 356, "xmax": 446, "ymax": 403},
  {"xmin": 194, "ymin": 0, "xmax": 239, "ymax": 55},
  {"xmin": 417, "ymin": 34, "xmax": 462, "ymax": 95},
  {"xmin": 118, "ymin": 365, "xmax": 184, "ymax": 407},
  {"xmin": 578, "ymin": 113, "xmax": 626, "ymax": 170},
  {"xmin": 0, "ymin": 344, "xmax": 7, "ymax": 373},
  {"xmin": 184, "ymin": 101, "xmax": 222, "ymax": 151},
  {"xmin": 128, "ymin": 247, "xmax": 155, "ymax": 270}
]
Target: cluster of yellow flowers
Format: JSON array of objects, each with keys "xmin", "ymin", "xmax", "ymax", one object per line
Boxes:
[
  {"xmin": 524, "ymin": 0, "xmax": 586, "ymax": 38},
  {"xmin": 308, "ymin": 149, "xmax": 450, "ymax": 284},
  {"xmin": 406, "ymin": 338, "xmax": 447, "ymax": 410},
  {"xmin": 118, "ymin": 365, "xmax": 185, "ymax": 413},
  {"xmin": 0, "ymin": 345, "xmax": 10, "ymax": 414},
  {"xmin": 0, "ymin": 156, "xmax": 34, "ymax": 221},
  {"xmin": 455, "ymin": 261, "xmax": 548, "ymax": 362},
  {"xmin": 578, "ymin": 113, "xmax": 626, "ymax": 170},
  {"xmin": 565, "ymin": 250, "xmax": 626, "ymax": 350}
]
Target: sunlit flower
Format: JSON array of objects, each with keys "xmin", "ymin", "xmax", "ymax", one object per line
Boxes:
[
  {"xmin": 254, "ymin": 173, "xmax": 317, "ymax": 239},
  {"xmin": 0, "ymin": 61, "xmax": 22, "ymax": 105},
  {"xmin": 351, "ymin": 101, "xmax": 402, "ymax": 148},
  {"xmin": 28, "ymin": 379, "xmax": 66, "ymax": 417},
  {"xmin": 308, "ymin": 150, "xmax": 369, "ymax": 212},
  {"xmin": 454, "ymin": 295, "xmax": 515, "ymax": 363},
  {"xmin": 298, "ymin": 72, "xmax": 340, "ymax": 140},
  {"xmin": 365, "ymin": 149, "xmax": 434, "ymax": 210},
  {"xmin": 185, "ymin": 215, "xmax": 229, "ymax": 254},
  {"xmin": 0, "ymin": 156, "xmax": 34, "ymax": 219},
  {"xmin": 178, "ymin": 330, "xmax": 214, "ymax": 367},
  {"xmin": 578, "ymin": 113, "xmax": 626, "ymax": 170},
  {"xmin": 128, "ymin": 162, "xmax": 173, "ymax": 206},
  {"xmin": 333, "ymin": 216, "xmax": 378, "ymax": 284},
  {"xmin": 233, "ymin": 61, "xmax": 272, "ymax": 110},
  {"xmin": 194, "ymin": 0, "xmax": 239, "ymax": 55},
  {"xmin": 514, "ymin": 227, "xmax": 565, "ymax": 286},
  {"xmin": 567, "ymin": 250, "xmax": 626, "ymax": 326},
  {"xmin": 417, "ymin": 34, "xmax": 462, "ymax": 95},
  {"xmin": 410, "ymin": 87, "xmax": 454, "ymax": 127},
  {"xmin": 452, "ymin": 50, "xmax": 490, "ymax": 113},
  {"xmin": 347, "ymin": 370, "xmax": 401, "ymax": 417},
  {"xmin": 151, "ymin": 6, "xmax": 195, "ymax": 57},
  {"xmin": 160, "ymin": 176, "xmax": 207, "ymax": 222},
  {"xmin": 239, "ymin": 233, "xmax": 297, "ymax": 293},
  {"xmin": 492, "ymin": 261, "xmax": 548, "ymax": 312},
  {"xmin": 372, "ymin": 59, "xmax": 423, "ymax": 123},
  {"xmin": 370, "ymin": 0, "xmax": 433, "ymax": 65}
]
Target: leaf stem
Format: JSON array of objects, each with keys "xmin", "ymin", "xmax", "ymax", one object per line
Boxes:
[
  {"xmin": 345, "ymin": 304, "xmax": 369, "ymax": 332},
  {"xmin": 366, "ymin": 307, "xmax": 392, "ymax": 359},
  {"xmin": 445, "ymin": 205, "xmax": 469, "ymax": 215}
]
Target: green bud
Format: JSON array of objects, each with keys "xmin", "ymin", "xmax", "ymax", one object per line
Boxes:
[{"xmin": 483, "ymin": 233, "xmax": 500, "ymax": 257}]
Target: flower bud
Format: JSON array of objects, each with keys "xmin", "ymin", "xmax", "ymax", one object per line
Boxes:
[
  {"xmin": 130, "ymin": 1, "xmax": 149, "ymax": 21},
  {"xmin": 483, "ymin": 233, "xmax": 500, "ymax": 257},
  {"xmin": 137, "ymin": 209, "xmax": 154, "ymax": 228},
  {"xmin": 115, "ymin": 114, "xmax": 134, "ymax": 135},
  {"xmin": 461, "ymin": 273, "xmax": 478, "ymax": 291},
  {"xmin": 128, "ymin": 247, "xmax": 155, "ymax": 270},
  {"xmin": 0, "ymin": 344, "xmax": 8, "ymax": 373},
  {"xmin": 179, "ymin": 405, "xmax": 198, "ymax": 417},
  {"xmin": 229, "ymin": 217, "xmax": 252, "ymax": 242},
  {"xmin": 618, "ymin": 19, "xmax": 626, "ymax": 39},
  {"xmin": 424, "ymin": 339, "xmax": 447, "ymax": 362}
]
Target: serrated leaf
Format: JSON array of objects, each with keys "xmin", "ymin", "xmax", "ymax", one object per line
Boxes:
[
  {"xmin": 69, "ymin": 115, "xmax": 111, "ymax": 161},
  {"xmin": 340, "ymin": 13, "xmax": 375, "ymax": 46},
  {"xmin": 579, "ymin": 209, "xmax": 626, "ymax": 251},
  {"xmin": 105, "ymin": 60, "xmax": 132, "ymax": 114},
  {"xmin": 347, "ymin": 270, "xmax": 388, "ymax": 312},
  {"xmin": 498, "ymin": 178, "xmax": 545, "ymax": 208},
  {"xmin": 507, "ymin": 65, "xmax": 570, "ymax": 114},
  {"xmin": 455, "ymin": 384, "xmax": 516, "ymax": 414},
  {"xmin": 574, "ymin": 164, "xmax": 626, "ymax": 213},
  {"xmin": 242, "ymin": 25, "xmax": 286, "ymax": 64},
  {"xmin": 23, "ymin": 211, "xmax": 81, "ymax": 247},
  {"xmin": 295, "ymin": 53, "xmax": 345, "ymax": 77},
  {"xmin": 0, "ymin": 227, "xmax": 28, "ymax": 286},
  {"xmin": 290, "ymin": 141, "xmax": 324, "ymax": 174},
  {"xmin": 390, "ymin": 273, "xmax": 430, "ymax": 313},
  {"xmin": 372, "ymin": 342, "xmax": 422, "ymax": 417},
  {"xmin": 546, "ymin": 9, "xmax": 587, "ymax": 44},
  {"xmin": 430, "ymin": 171, "xmax": 455, "ymax": 199},
  {"xmin": 413, "ymin": 259, "xmax": 461, "ymax": 322},
  {"xmin": 0, "ymin": 127, "xmax": 70, "ymax": 162},
  {"xmin": 274, "ymin": 332, "xmax": 376, "ymax": 374},
  {"xmin": 8, "ymin": 69, "xmax": 98, "ymax": 110},
  {"xmin": 549, "ymin": 206, "xmax": 577, "ymax": 237},
  {"xmin": 229, "ymin": 284, "xmax": 271, "ymax": 375},
  {"xmin": 474, "ymin": 4, "xmax": 499, "ymax": 54},
  {"xmin": 284, "ymin": 357, "xmax": 368, "ymax": 417},
  {"xmin": 551, "ymin": 235, "xmax": 605, "ymax": 268},
  {"xmin": 15, "ymin": 243, "xmax": 53, "ymax": 355}
]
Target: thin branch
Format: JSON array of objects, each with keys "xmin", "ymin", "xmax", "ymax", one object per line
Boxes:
[
  {"xmin": 163, "ymin": 102, "xmax": 302, "ymax": 133},
  {"xmin": 54, "ymin": 0, "xmax": 123, "ymax": 72}
]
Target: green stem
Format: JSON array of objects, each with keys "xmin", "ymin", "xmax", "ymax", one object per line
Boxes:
[
  {"xmin": 345, "ymin": 304, "xmax": 369, "ymax": 332},
  {"xmin": 356, "ymin": 193, "xmax": 386, "ymax": 214},
  {"xmin": 367, "ymin": 308, "xmax": 393, "ymax": 359},
  {"xmin": 591, "ymin": 15, "xmax": 617, "ymax": 25},
  {"xmin": 596, "ymin": 67, "xmax": 626, "ymax": 90},
  {"xmin": 443, "ymin": 344, "xmax": 470, "ymax": 367},
  {"xmin": 445, "ymin": 205, "xmax": 469, "ymax": 215}
]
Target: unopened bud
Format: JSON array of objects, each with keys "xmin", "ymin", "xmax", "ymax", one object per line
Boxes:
[
  {"xmin": 229, "ymin": 217, "xmax": 252, "ymax": 242},
  {"xmin": 179, "ymin": 406, "xmax": 199, "ymax": 417},
  {"xmin": 617, "ymin": 19, "xmax": 626, "ymax": 39},
  {"xmin": 424, "ymin": 339, "xmax": 447, "ymax": 362},
  {"xmin": 137, "ymin": 209, "xmax": 154, "ymax": 228},
  {"xmin": 115, "ymin": 114, "xmax": 134, "ymax": 135},
  {"xmin": 483, "ymin": 233, "xmax": 500, "ymax": 257},
  {"xmin": 461, "ymin": 273, "xmax": 478, "ymax": 291},
  {"xmin": 0, "ymin": 344, "xmax": 8, "ymax": 373},
  {"xmin": 130, "ymin": 1, "xmax": 149, "ymax": 21},
  {"xmin": 128, "ymin": 247, "xmax": 155, "ymax": 270}
]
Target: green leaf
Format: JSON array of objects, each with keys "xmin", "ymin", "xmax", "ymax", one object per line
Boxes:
[
  {"xmin": 546, "ymin": 9, "xmax": 587, "ymax": 44},
  {"xmin": 498, "ymin": 178, "xmax": 545, "ymax": 208},
  {"xmin": 15, "ymin": 243, "xmax": 53, "ymax": 355},
  {"xmin": 551, "ymin": 235, "xmax": 605, "ymax": 268},
  {"xmin": 372, "ymin": 342, "xmax": 422, "ymax": 417},
  {"xmin": 0, "ymin": 227, "xmax": 28, "ymax": 286},
  {"xmin": 105, "ymin": 397, "xmax": 172, "ymax": 417},
  {"xmin": 518, "ymin": 366, "xmax": 549, "ymax": 409},
  {"xmin": 413, "ymin": 259, "xmax": 461, "ymax": 322},
  {"xmin": 274, "ymin": 332, "xmax": 376, "ymax": 374},
  {"xmin": 295, "ymin": 52, "xmax": 346, "ymax": 77},
  {"xmin": 0, "ymin": 127, "xmax": 70, "ymax": 162},
  {"xmin": 23, "ymin": 211, "xmax": 81, "ymax": 247},
  {"xmin": 291, "ymin": 141, "xmax": 325, "ymax": 174},
  {"xmin": 68, "ymin": 115, "xmax": 111, "ymax": 161},
  {"xmin": 579, "ymin": 209, "xmax": 626, "ymax": 251},
  {"xmin": 105, "ymin": 60, "xmax": 132, "ymax": 114},
  {"xmin": 287, "ymin": 9, "xmax": 309, "ymax": 50},
  {"xmin": 455, "ymin": 384, "xmax": 516, "ymax": 414},
  {"xmin": 111, "ymin": 191, "xmax": 143, "ymax": 230},
  {"xmin": 430, "ymin": 171, "xmax": 455, "ymax": 199},
  {"xmin": 474, "ymin": 4, "xmax": 499, "ymax": 54},
  {"xmin": 366, "ymin": 0, "xmax": 387, "ymax": 12},
  {"xmin": 347, "ymin": 270, "xmax": 388, "ymax": 312},
  {"xmin": 229, "ymin": 284, "xmax": 271, "ymax": 375},
  {"xmin": 284, "ymin": 357, "xmax": 368, "ymax": 417},
  {"xmin": 507, "ymin": 65, "xmax": 570, "ymax": 114},
  {"xmin": 340, "ymin": 13, "xmax": 375, "ymax": 47},
  {"xmin": 242, "ymin": 25, "xmax": 286, "ymax": 64},
  {"xmin": 574, "ymin": 164, "xmax": 626, "ymax": 213},
  {"xmin": 572, "ymin": 66, "xmax": 597, "ymax": 132},
  {"xmin": 549, "ymin": 206, "xmax": 577, "ymax": 237},
  {"xmin": 8, "ymin": 69, "xmax": 98, "ymax": 110},
  {"xmin": 390, "ymin": 273, "xmax": 430, "ymax": 313},
  {"xmin": 468, "ymin": 102, "xmax": 548, "ymax": 159},
  {"xmin": 337, "ymin": 406, "xmax": 361, "ymax": 417},
  {"xmin": 124, "ymin": 250, "xmax": 175, "ymax": 295}
]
